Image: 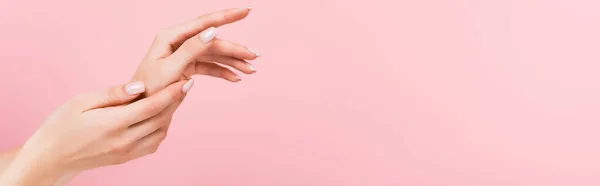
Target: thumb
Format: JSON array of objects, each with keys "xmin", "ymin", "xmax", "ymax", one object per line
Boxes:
[{"xmin": 75, "ymin": 81, "xmax": 146, "ymax": 110}]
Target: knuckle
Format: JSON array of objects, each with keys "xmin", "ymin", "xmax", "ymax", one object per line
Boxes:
[
  {"xmin": 98, "ymin": 113, "xmax": 129, "ymax": 131},
  {"xmin": 167, "ymin": 89, "xmax": 180, "ymax": 101},
  {"xmin": 145, "ymin": 116, "xmax": 165, "ymax": 130},
  {"xmin": 156, "ymin": 116, "xmax": 172, "ymax": 127},
  {"xmin": 153, "ymin": 91, "xmax": 179, "ymax": 107},
  {"xmin": 109, "ymin": 141, "xmax": 132, "ymax": 155},
  {"xmin": 219, "ymin": 40, "xmax": 233, "ymax": 49},
  {"xmin": 149, "ymin": 146, "xmax": 159, "ymax": 154},
  {"xmin": 211, "ymin": 39, "xmax": 226, "ymax": 48},
  {"xmin": 112, "ymin": 156, "xmax": 129, "ymax": 165},
  {"xmin": 70, "ymin": 94, "xmax": 86, "ymax": 102},
  {"xmin": 157, "ymin": 130, "xmax": 168, "ymax": 141},
  {"xmin": 67, "ymin": 95, "xmax": 86, "ymax": 107},
  {"xmin": 218, "ymin": 42, "xmax": 238, "ymax": 56},
  {"xmin": 155, "ymin": 28, "xmax": 172, "ymax": 40},
  {"xmin": 147, "ymin": 131, "xmax": 167, "ymax": 155},
  {"xmin": 105, "ymin": 88, "xmax": 120, "ymax": 103},
  {"xmin": 104, "ymin": 125, "xmax": 124, "ymax": 135},
  {"xmin": 115, "ymin": 119, "xmax": 132, "ymax": 130},
  {"xmin": 217, "ymin": 11, "xmax": 228, "ymax": 23},
  {"xmin": 182, "ymin": 40, "xmax": 202, "ymax": 54},
  {"xmin": 141, "ymin": 101, "xmax": 162, "ymax": 115}
]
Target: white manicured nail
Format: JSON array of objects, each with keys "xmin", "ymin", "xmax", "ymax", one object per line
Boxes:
[
  {"xmin": 182, "ymin": 79, "xmax": 195, "ymax": 93},
  {"xmin": 247, "ymin": 48, "xmax": 260, "ymax": 57},
  {"xmin": 199, "ymin": 27, "xmax": 217, "ymax": 43},
  {"xmin": 125, "ymin": 81, "xmax": 145, "ymax": 95},
  {"xmin": 246, "ymin": 62, "xmax": 256, "ymax": 72}
]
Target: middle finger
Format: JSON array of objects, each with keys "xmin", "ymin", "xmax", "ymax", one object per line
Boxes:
[{"xmin": 208, "ymin": 38, "xmax": 259, "ymax": 60}]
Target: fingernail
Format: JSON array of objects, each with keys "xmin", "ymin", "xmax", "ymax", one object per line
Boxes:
[
  {"xmin": 182, "ymin": 79, "xmax": 195, "ymax": 93},
  {"xmin": 247, "ymin": 48, "xmax": 260, "ymax": 57},
  {"xmin": 246, "ymin": 7, "xmax": 252, "ymax": 10},
  {"xmin": 199, "ymin": 27, "xmax": 217, "ymax": 43},
  {"xmin": 235, "ymin": 74, "xmax": 242, "ymax": 82},
  {"xmin": 125, "ymin": 81, "xmax": 145, "ymax": 95},
  {"xmin": 246, "ymin": 62, "xmax": 256, "ymax": 72}
]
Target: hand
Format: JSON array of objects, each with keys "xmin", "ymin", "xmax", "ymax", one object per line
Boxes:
[
  {"xmin": 130, "ymin": 8, "xmax": 259, "ymax": 132},
  {"xmin": 0, "ymin": 80, "xmax": 193, "ymax": 186},
  {"xmin": 133, "ymin": 7, "xmax": 259, "ymax": 94}
]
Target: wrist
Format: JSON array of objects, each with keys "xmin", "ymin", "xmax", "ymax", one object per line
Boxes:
[
  {"xmin": 0, "ymin": 161, "xmax": 62, "ymax": 186},
  {"xmin": 0, "ymin": 151, "xmax": 64, "ymax": 186}
]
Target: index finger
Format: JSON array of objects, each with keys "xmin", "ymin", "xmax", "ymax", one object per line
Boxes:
[{"xmin": 170, "ymin": 8, "xmax": 251, "ymax": 44}]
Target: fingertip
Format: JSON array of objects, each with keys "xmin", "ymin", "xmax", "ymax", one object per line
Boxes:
[
  {"xmin": 230, "ymin": 7, "xmax": 251, "ymax": 19},
  {"xmin": 182, "ymin": 79, "xmax": 195, "ymax": 93},
  {"xmin": 244, "ymin": 62, "xmax": 256, "ymax": 74},
  {"xmin": 125, "ymin": 81, "xmax": 146, "ymax": 95},
  {"xmin": 223, "ymin": 73, "xmax": 241, "ymax": 83},
  {"xmin": 232, "ymin": 73, "xmax": 242, "ymax": 82},
  {"xmin": 238, "ymin": 6, "xmax": 252, "ymax": 12},
  {"xmin": 247, "ymin": 48, "xmax": 260, "ymax": 58},
  {"xmin": 244, "ymin": 54, "xmax": 259, "ymax": 61}
]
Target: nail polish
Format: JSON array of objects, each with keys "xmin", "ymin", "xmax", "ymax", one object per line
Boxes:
[
  {"xmin": 246, "ymin": 62, "xmax": 256, "ymax": 72},
  {"xmin": 182, "ymin": 79, "xmax": 195, "ymax": 93},
  {"xmin": 247, "ymin": 48, "xmax": 260, "ymax": 57},
  {"xmin": 125, "ymin": 81, "xmax": 145, "ymax": 95},
  {"xmin": 199, "ymin": 27, "xmax": 217, "ymax": 43}
]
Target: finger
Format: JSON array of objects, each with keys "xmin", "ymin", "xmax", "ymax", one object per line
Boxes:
[
  {"xmin": 198, "ymin": 55, "xmax": 256, "ymax": 74},
  {"xmin": 127, "ymin": 129, "xmax": 168, "ymax": 159},
  {"xmin": 118, "ymin": 79, "xmax": 194, "ymax": 125},
  {"xmin": 208, "ymin": 39, "xmax": 259, "ymax": 60},
  {"xmin": 147, "ymin": 8, "xmax": 251, "ymax": 59},
  {"xmin": 195, "ymin": 62, "xmax": 241, "ymax": 82},
  {"xmin": 125, "ymin": 109, "xmax": 172, "ymax": 141},
  {"xmin": 169, "ymin": 8, "xmax": 251, "ymax": 47},
  {"xmin": 156, "ymin": 92, "xmax": 188, "ymax": 133},
  {"xmin": 163, "ymin": 26, "xmax": 218, "ymax": 77},
  {"xmin": 76, "ymin": 81, "xmax": 146, "ymax": 110}
]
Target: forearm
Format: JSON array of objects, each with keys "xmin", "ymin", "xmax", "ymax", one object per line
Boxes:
[
  {"xmin": 0, "ymin": 147, "xmax": 77, "ymax": 186},
  {"xmin": 0, "ymin": 147, "xmax": 19, "ymax": 175}
]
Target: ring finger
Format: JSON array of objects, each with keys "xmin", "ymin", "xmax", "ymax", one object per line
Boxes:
[
  {"xmin": 197, "ymin": 55, "xmax": 255, "ymax": 74},
  {"xmin": 208, "ymin": 38, "xmax": 259, "ymax": 60},
  {"xmin": 194, "ymin": 62, "xmax": 241, "ymax": 82}
]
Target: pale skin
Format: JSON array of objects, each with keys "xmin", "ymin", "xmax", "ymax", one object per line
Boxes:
[{"xmin": 0, "ymin": 7, "xmax": 258, "ymax": 186}]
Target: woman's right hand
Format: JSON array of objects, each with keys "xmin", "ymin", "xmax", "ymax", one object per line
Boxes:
[{"xmin": 0, "ymin": 79, "xmax": 194, "ymax": 186}]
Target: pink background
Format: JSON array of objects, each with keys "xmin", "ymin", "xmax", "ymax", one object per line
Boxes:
[{"xmin": 1, "ymin": 0, "xmax": 600, "ymax": 185}]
